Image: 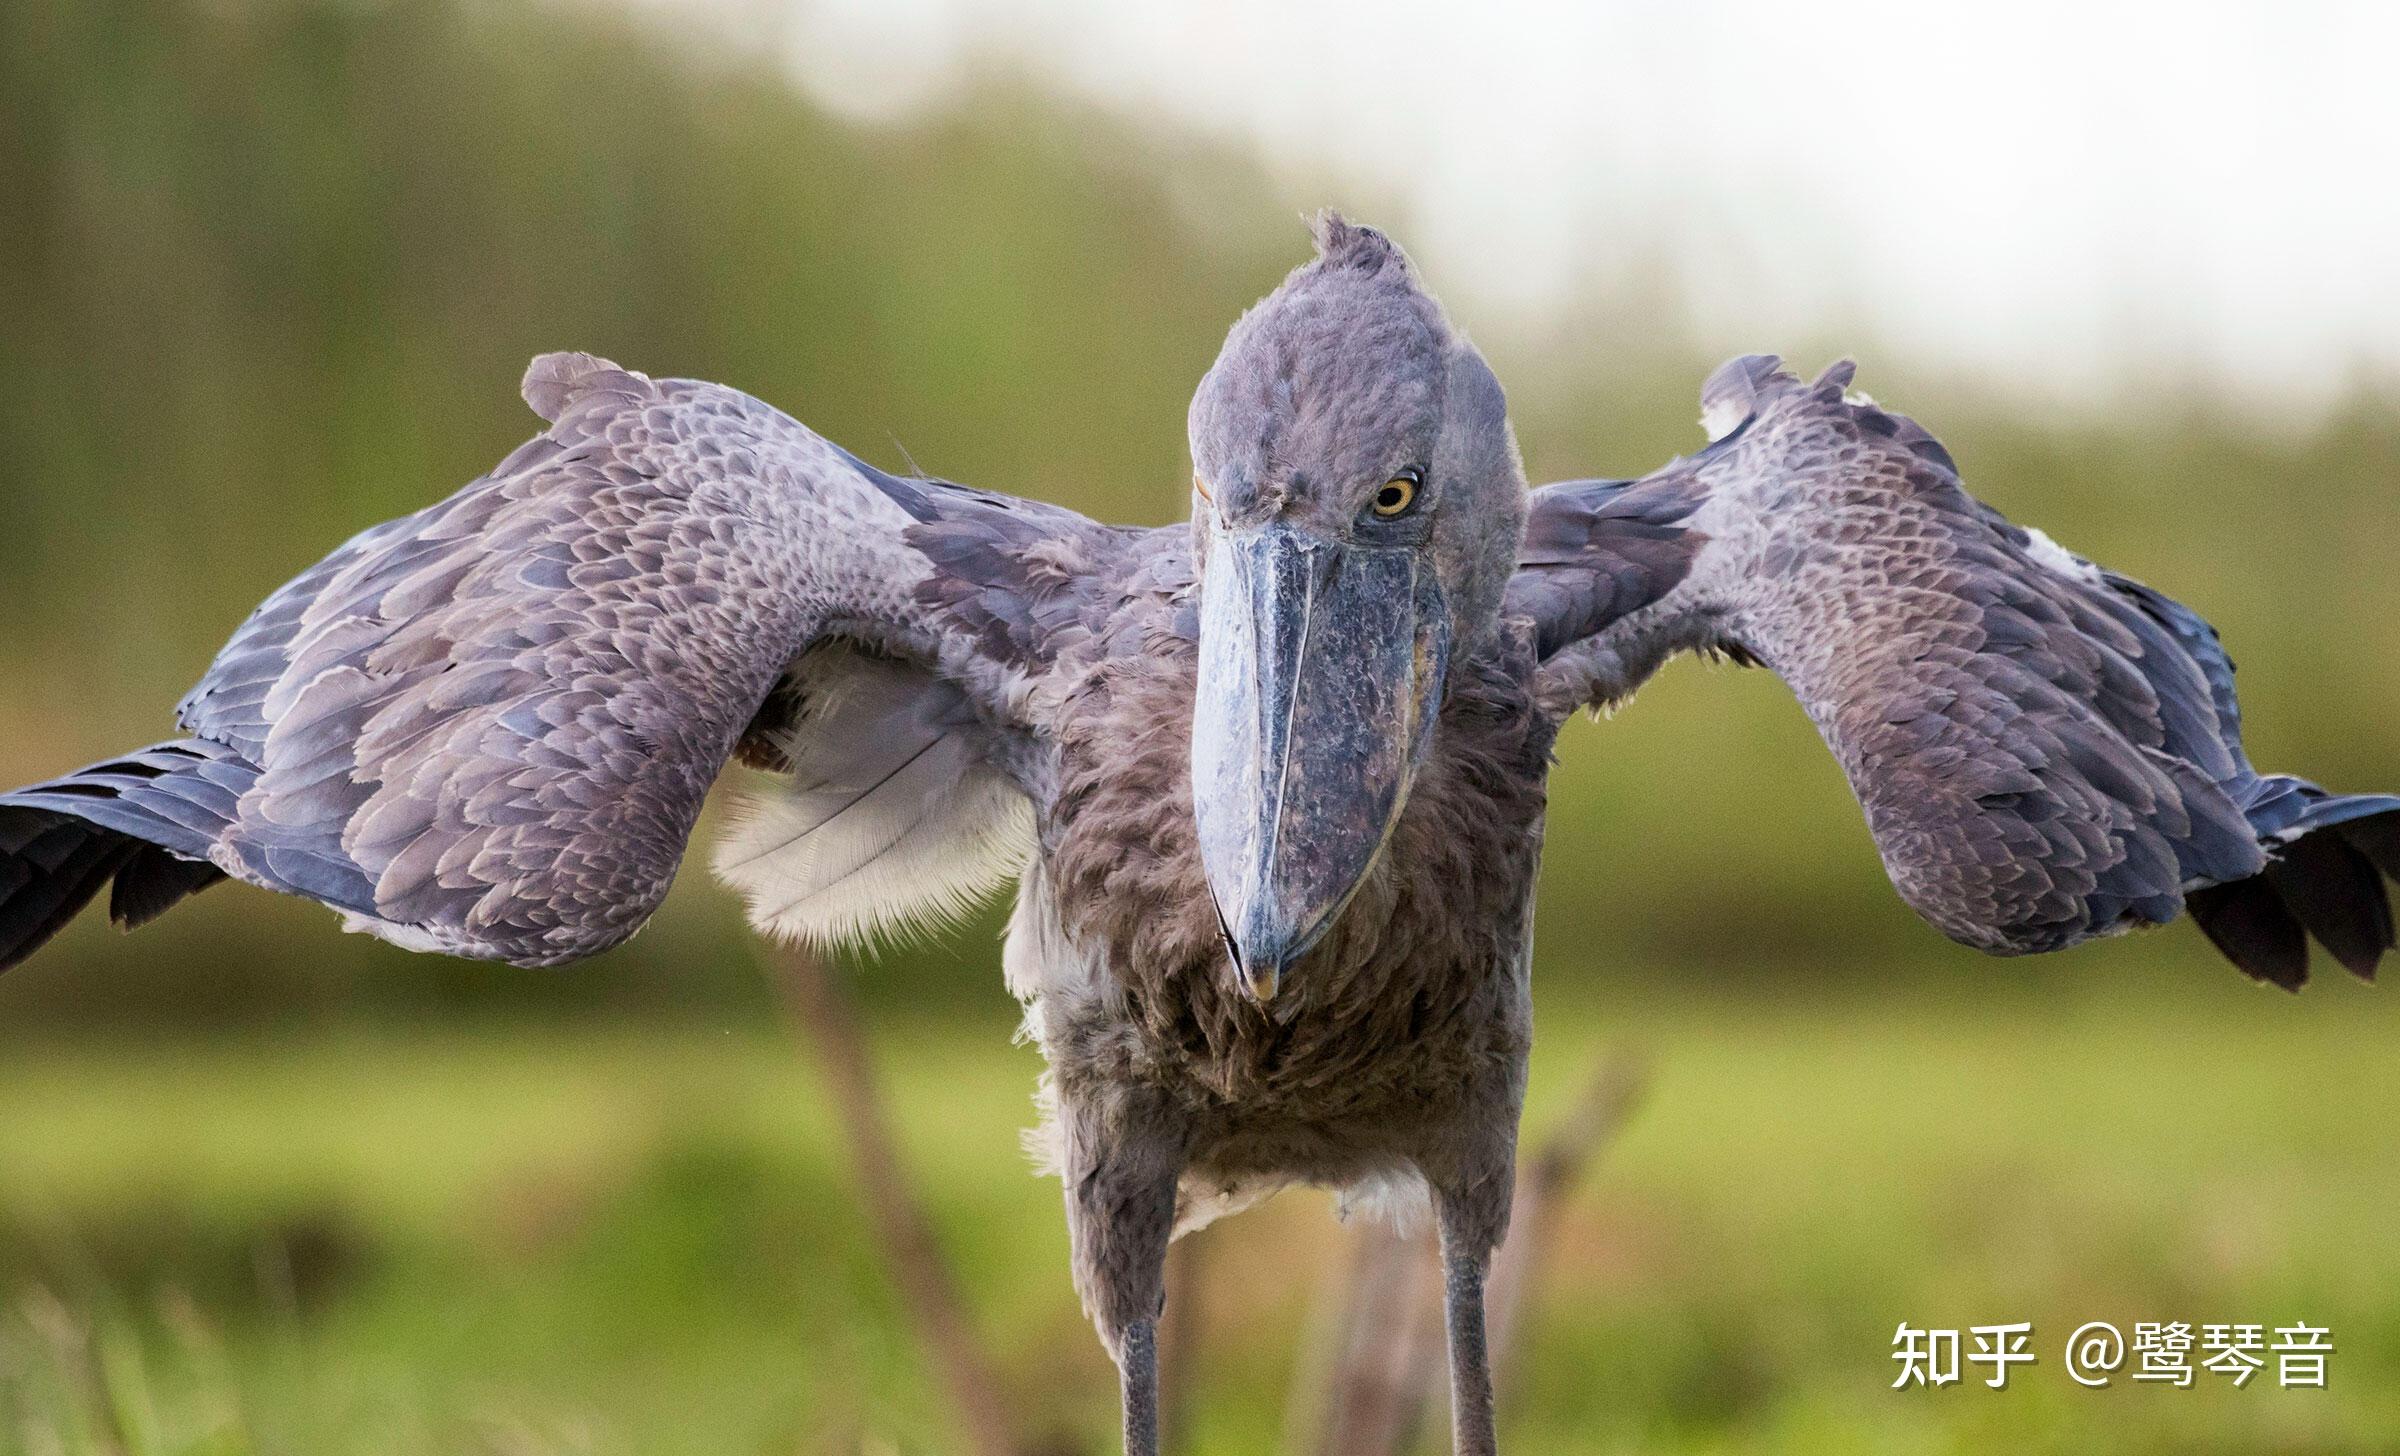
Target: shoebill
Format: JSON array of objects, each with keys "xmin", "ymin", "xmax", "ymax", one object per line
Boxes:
[{"xmin": 4, "ymin": 215, "xmax": 2395, "ymax": 1455}]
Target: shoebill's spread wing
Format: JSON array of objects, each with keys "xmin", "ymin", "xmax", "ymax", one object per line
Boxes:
[
  {"xmin": 0, "ymin": 352, "xmax": 1147, "ymax": 971},
  {"xmin": 1507, "ymin": 354, "xmax": 2400, "ymax": 987}
]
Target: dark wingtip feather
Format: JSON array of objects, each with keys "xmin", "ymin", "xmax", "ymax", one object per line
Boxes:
[
  {"xmin": 2, "ymin": 741, "xmax": 253, "ymax": 970},
  {"xmin": 2187, "ymin": 877, "xmax": 2309, "ymax": 990},
  {"xmin": 2264, "ymin": 830, "xmax": 2393, "ymax": 982},
  {"xmin": 0, "ymin": 811, "xmax": 137, "ymax": 973},
  {"xmin": 2335, "ymin": 808, "xmax": 2400, "ymax": 883},
  {"xmin": 108, "ymin": 846, "xmax": 226, "ymax": 931}
]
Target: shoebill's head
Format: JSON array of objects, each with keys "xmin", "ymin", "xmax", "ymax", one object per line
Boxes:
[{"xmin": 1186, "ymin": 213, "xmax": 1527, "ymax": 1001}]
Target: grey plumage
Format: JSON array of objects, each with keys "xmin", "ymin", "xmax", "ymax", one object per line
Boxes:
[
  {"xmin": 133, "ymin": 352, "xmax": 1094, "ymax": 966},
  {"xmin": 1509, "ymin": 354, "xmax": 2399, "ymax": 984},
  {"xmin": 3, "ymin": 218, "xmax": 2392, "ymax": 1454}
]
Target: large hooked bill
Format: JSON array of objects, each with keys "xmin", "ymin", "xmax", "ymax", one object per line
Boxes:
[{"xmin": 1191, "ymin": 521, "xmax": 1451, "ymax": 1002}]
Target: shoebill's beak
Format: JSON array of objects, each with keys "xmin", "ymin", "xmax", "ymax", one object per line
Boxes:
[{"xmin": 1191, "ymin": 520, "xmax": 1451, "ymax": 1002}]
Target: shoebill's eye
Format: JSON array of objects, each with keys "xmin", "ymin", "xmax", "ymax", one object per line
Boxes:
[{"xmin": 1371, "ymin": 470, "xmax": 1421, "ymax": 517}]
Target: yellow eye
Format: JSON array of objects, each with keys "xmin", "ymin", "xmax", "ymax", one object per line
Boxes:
[{"xmin": 1372, "ymin": 474, "xmax": 1418, "ymax": 517}]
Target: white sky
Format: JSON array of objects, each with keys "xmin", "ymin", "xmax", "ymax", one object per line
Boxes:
[{"xmin": 683, "ymin": 0, "xmax": 2400, "ymax": 407}]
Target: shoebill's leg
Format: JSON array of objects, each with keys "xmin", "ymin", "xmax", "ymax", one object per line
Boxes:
[
  {"xmin": 1433, "ymin": 1171, "xmax": 1513, "ymax": 1456},
  {"xmin": 1060, "ymin": 1097, "xmax": 1185, "ymax": 1456},
  {"xmin": 1120, "ymin": 1314, "xmax": 1162, "ymax": 1455}
]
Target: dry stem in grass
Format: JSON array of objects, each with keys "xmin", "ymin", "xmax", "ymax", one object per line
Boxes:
[{"xmin": 765, "ymin": 945, "xmax": 1022, "ymax": 1456}]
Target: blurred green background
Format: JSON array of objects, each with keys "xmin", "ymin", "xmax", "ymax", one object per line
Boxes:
[{"xmin": 0, "ymin": 0, "xmax": 2395, "ymax": 1451}]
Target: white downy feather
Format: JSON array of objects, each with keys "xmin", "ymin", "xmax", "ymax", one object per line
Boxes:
[
  {"xmin": 712, "ymin": 649, "xmax": 1033, "ymax": 949},
  {"xmin": 2020, "ymin": 524, "xmax": 2105, "ymax": 585}
]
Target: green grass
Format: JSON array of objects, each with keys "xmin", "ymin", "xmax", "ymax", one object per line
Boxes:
[{"xmin": 0, "ymin": 962, "xmax": 2395, "ymax": 1454}]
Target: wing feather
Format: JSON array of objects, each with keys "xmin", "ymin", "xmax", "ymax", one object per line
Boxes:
[
  {"xmin": 1511, "ymin": 355, "xmax": 2399, "ymax": 983},
  {"xmin": 2, "ymin": 353, "xmax": 1131, "ymax": 972},
  {"xmin": 713, "ymin": 646, "xmax": 1036, "ymax": 949}
]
